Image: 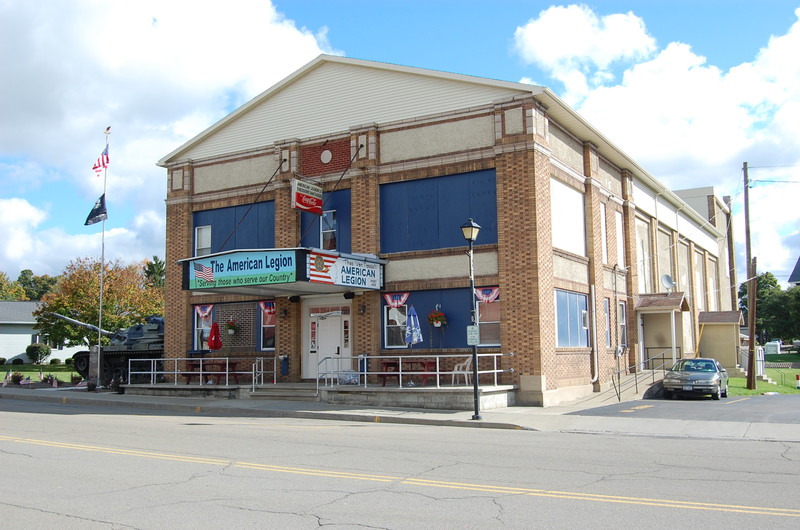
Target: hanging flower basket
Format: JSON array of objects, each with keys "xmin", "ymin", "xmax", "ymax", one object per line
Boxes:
[
  {"xmin": 223, "ymin": 319, "xmax": 239, "ymax": 334},
  {"xmin": 427, "ymin": 311, "xmax": 447, "ymax": 327}
]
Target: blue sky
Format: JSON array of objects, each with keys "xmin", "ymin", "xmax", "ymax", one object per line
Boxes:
[{"xmin": 1, "ymin": 0, "xmax": 799, "ymax": 287}]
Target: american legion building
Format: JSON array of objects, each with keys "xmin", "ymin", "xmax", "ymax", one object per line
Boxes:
[{"xmin": 158, "ymin": 55, "xmax": 737, "ymax": 407}]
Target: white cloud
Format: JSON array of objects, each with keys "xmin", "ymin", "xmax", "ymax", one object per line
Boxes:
[
  {"xmin": 513, "ymin": 5, "xmax": 800, "ymax": 286},
  {"xmin": 514, "ymin": 4, "xmax": 656, "ymax": 102},
  {"xmin": 0, "ymin": 0, "xmax": 331, "ymax": 279}
]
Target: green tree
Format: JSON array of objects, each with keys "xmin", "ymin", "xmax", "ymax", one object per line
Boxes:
[
  {"xmin": 761, "ymin": 286, "xmax": 800, "ymax": 342},
  {"xmin": 16, "ymin": 269, "xmax": 59, "ymax": 300},
  {"xmin": 143, "ymin": 256, "xmax": 166, "ymax": 289},
  {"xmin": 738, "ymin": 271, "xmax": 781, "ymax": 343},
  {"xmin": 0, "ymin": 272, "xmax": 28, "ymax": 301},
  {"xmin": 33, "ymin": 257, "xmax": 165, "ymax": 347}
]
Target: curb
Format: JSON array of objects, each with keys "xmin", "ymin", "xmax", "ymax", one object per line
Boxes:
[{"xmin": 0, "ymin": 389, "xmax": 525, "ymax": 431}]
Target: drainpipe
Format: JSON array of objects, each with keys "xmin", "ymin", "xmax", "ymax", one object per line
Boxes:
[{"xmin": 590, "ymin": 285, "xmax": 599, "ymax": 383}]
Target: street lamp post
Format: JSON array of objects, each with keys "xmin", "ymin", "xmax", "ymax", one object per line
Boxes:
[{"xmin": 461, "ymin": 218, "xmax": 482, "ymax": 420}]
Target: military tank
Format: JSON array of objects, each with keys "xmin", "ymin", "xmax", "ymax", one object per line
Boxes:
[{"xmin": 53, "ymin": 313, "xmax": 164, "ymax": 384}]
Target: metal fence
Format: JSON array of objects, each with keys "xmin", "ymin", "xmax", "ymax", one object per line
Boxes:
[
  {"xmin": 316, "ymin": 352, "xmax": 515, "ymax": 391},
  {"xmin": 127, "ymin": 356, "xmax": 277, "ymax": 388}
]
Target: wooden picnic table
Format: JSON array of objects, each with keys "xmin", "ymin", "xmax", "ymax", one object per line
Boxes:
[{"xmin": 378, "ymin": 358, "xmax": 437, "ymax": 387}]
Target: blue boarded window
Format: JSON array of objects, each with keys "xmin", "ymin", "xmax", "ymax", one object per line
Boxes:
[
  {"xmin": 193, "ymin": 201, "xmax": 275, "ymax": 253},
  {"xmin": 300, "ymin": 189, "xmax": 351, "ymax": 253},
  {"xmin": 379, "ymin": 170, "xmax": 497, "ymax": 253},
  {"xmin": 382, "ymin": 287, "xmax": 499, "ymax": 349},
  {"xmin": 555, "ymin": 289, "xmax": 589, "ymax": 348}
]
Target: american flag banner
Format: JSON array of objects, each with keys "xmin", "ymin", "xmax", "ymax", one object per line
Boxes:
[
  {"xmin": 194, "ymin": 304, "xmax": 214, "ymax": 319},
  {"xmin": 308, "ymin": 251, "xmax": 337, "ymax": 284},
  {"xmin": 383, "ymin": 292, "xmax": 410, "ymax": 308},
  {"xmin": 258, "ymin": 301, "xmax": 276, "ymax": 315},
  {"xmin": 475, "ymin": 287, "xmax": 500, "ymax": 303},
  {"xmin": 93, "ymin": 146, "xmax": 109, "ymax": 176},
  {"xmin": 193, "ymin": 262, "xmax": 214, "ymax": 282}
]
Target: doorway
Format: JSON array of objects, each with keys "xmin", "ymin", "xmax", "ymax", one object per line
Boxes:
[{"xmin": 302, "ymin": 302, "xmax": 352, "ymax": 379}]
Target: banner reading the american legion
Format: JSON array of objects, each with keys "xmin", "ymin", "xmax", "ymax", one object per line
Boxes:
[
  {"xmin": 291, "ymin": 179, "xmax": 323, "ymax": 215},
  {"xmin": 189, "ymin": 250, "xmax": 298, "ymax": 290}
]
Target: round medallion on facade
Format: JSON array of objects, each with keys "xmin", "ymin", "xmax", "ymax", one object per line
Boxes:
[
  {"xmin": 320, "ymin": 149, "xmax": 332, "ymax": 164},
  {"xmin": 314, "ymin": 254, "xmax": 326, "ymax": 271}
]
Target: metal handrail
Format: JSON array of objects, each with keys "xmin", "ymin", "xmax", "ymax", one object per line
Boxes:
[
  {"xmin": 127, "ymin": 356, "xmax": 276, "ymax": 386},
  {"xmin": 315, "ymin": 352, "xmax": 515, "ymax": 392},
  {"xmin": 610, "ymin": 350, "xmax": 674, "ymax": 401}
]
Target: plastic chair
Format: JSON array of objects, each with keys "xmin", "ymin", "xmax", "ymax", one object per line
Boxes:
[{"xmin": 451, "ymin": 356, "xmax": 472, "ymax": 385}]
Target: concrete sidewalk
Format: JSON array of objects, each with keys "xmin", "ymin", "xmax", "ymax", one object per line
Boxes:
[{"xmin": 2, "ymin": 385, "xmax": 799, "ymax": 442}]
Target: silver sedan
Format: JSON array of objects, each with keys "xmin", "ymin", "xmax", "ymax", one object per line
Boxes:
[{"xmin": 662, "ymin": 358, "xmax": 729, "ymax": 400}]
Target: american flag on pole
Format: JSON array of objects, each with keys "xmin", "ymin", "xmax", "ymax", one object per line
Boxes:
[
  {"xmin": 93, "ymin": 146, "xmax": 109, "ymax": 176},
  {"xmin": 193, "ymin": 262, "xmax": 214, "ymax": 282}
]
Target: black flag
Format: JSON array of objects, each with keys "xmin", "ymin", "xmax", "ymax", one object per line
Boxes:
[{"xmin": 84, "ymin": 194, "xmax": 108, "ymax": 226}]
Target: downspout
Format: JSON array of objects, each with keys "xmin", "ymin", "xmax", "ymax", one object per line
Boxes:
[{"xmin": 590, "ymin": 285, "xmax": 599, "ymax": 383}]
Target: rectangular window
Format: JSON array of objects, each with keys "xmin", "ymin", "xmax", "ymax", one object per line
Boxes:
[
  {"xmin": 635, "ymin": 217, "xmax": 653, "ymax": 294},
  {"xmin": 600, "ymin": 202, "xmax": 608, "ymax": 264},
  {"xmin": 384, "ymin": 305, "xmax": 408, "ymax": 348},
  {"xmin": 321, "ymin": 210, "xmax": 337, "ymax": 250},
  {"xmin": 604, "ymin": 298, "xmax": 611, "ymax": 348},
  {"xmin": 261, "ymin": 308, "xmax": 276, "ymax": 351},
  {"xmin": 694, "ymin": 250, "xmax": 706, "ymax": 311},
  {"xmin": 618, "ymin": 301, "xmax": 627, "ymax": 347},
  {"xmin": 477, "ymin": 299, "xmax": 501, "ymax": 346},
  {"xmin": 657, "ymin": 228, "xmax": 672, "ymax": 285},
  {"xmin": 555, "ymin": 289, "xmax": 589, "ymax": 348},
  {"xmin": 550, "ymin": 178, "xmax": 586, "ymax": 256},
  {"xmin": 708, "ymin": 258, "xmax": 719, "ymax": 311},
  {"xmin": 615, "ymin": 210, "xmax": 625, "ymax": 266},
  {"xmin": 194, "ymin": 309, "xmax": 212, "ymax": 350},
  {"xmin": 195, "ymin": 225, "xmax": 211, "ymax": 256}
]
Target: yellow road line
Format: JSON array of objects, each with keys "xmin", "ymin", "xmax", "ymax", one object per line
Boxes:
[
  {"xmin": 2, "ymin": 434, "xmax": 798, "ymax": 517},
  {"xmin": 724, "ymin": 397, "xmax": 751, "ymax": 405}
]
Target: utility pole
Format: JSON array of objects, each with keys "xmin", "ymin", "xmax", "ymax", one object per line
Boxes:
[{"xmin": 743, "ymin": 162, "xmax": 757, "ymax": 390}]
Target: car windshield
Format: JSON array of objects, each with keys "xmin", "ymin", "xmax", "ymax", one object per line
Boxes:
[{"xmin": 673, "ymin": 360, "xmax": 716, "ymax": 372}]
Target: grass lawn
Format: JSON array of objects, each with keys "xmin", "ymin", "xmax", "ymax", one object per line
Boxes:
[
  {"xmin": 727, "ymin": 369, "xmax": 800, "ymax": 396},
  {"xmin": 2, "ymin": 363, "xmax": 80, "ymax": 383},
  {"xmin": 765, "ymin": 353, "xmax": 800, "ymax": 363}
]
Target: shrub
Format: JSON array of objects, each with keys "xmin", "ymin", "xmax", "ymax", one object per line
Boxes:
[
  {"xmin": 12, "ymin": 358, "xmax": 24, "ymax": 365},
  {"xmin": 49, "ymin": 358, "xmax": 62, "ymax": 365},
  {"xmin": 64, "ymin": 357, "xmax": 74, "ymax": 366},
  {"xmin": 0, "ymin": 357, "xmax": 5, "ymax": 365},
  {"xmin": 26, "ymin": 343, "xmax": 52, "ymax": 364},
  {"xmin": 11, "ymin": 372, "xmax": 24, "ymax": 384},
  {"xmin": 71, "ymin": 374, "xmax": 83, "ymax": 384}
]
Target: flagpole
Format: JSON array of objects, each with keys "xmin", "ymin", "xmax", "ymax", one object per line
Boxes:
[{"xmin": 97, "ymin": 127, "xmax": 110, "ymax": 386}]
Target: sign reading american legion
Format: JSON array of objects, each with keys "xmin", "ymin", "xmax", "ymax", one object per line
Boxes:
[
  {"xmin": 189, "ymin": 250, "xmax": 298, "ymax": 289},
  {"xmin": 291, "ymin": 179, "xmax": 323, "ymax": 215}
]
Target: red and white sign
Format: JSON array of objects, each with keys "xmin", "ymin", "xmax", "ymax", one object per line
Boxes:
[{"xmin": 291, "ymin": 179, "xmax": 323, "ymax": 215}]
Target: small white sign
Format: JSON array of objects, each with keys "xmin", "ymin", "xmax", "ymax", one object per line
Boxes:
[{"xmin": 466, "ymin": 325, "xmax": 480, "ymax": 346}]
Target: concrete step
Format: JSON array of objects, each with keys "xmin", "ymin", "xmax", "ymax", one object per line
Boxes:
[{"xmin": 249, "ymin": 387, "xmax": 320, "ymax": 401}]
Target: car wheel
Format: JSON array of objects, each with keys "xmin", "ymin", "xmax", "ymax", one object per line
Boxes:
[
  {"xmin": 721, "ymin": 383, "xmax": 728, "ymax": 398},
  {"xmin": 663, "ymin": 389, "xmax": 673, "ymax": 399},
  {"xmin": 712, "ymin": 387, "xmax": 721, "ymax": 400}
]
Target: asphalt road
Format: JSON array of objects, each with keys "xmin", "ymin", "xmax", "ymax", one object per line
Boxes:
[
  {"xmin": 2, "ymin": 398, "xmax": 800, "ymax": 528},
  {"xmin": 572, "ymin": 394, "xmax": 800, "ymax": 423}
]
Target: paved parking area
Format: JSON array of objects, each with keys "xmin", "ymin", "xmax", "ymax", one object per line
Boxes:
[{"xmin": 570, "ymin": 394, "xmax": 800, "ymax": 424}]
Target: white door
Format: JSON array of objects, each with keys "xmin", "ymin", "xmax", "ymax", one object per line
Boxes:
[{"xmin": 304, "ymin": 313, "xmax": 352, "ymax": 379}]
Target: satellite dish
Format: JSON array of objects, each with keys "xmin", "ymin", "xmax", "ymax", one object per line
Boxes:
[{"xmin": 661, "ymin": 274, "xmax": 677, "ymax": 292}]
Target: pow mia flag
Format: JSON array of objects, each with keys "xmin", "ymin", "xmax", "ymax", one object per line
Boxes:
[{"xmin": 84, "ymin": 194, "xmax": 108, "ymax": 226}]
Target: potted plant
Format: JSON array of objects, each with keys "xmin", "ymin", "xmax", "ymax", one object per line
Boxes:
[
  {"xmin": 427, "ymin": 310, "xmax": 447, "ymax": 327},
  {"xmin": 224, "ymin": 319, "xmax": 239, "ymax": 335}
]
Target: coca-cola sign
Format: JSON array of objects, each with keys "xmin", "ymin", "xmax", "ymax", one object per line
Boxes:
[{"xmin": 291, "ymin": 179, "xmax": 323, "ymax": 215}]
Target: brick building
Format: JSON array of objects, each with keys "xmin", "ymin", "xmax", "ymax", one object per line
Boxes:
[{"xmin": 158, "ymin": 55, "xmax": 737, "ymax": 406}]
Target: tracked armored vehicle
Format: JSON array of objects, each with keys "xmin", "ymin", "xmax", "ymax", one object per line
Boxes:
[{"xmin": 54, "ymin": 314, "xmax": 165, "ymax": 384}]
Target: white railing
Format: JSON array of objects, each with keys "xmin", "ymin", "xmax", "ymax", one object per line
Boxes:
[
  {"xmin": 127, "ymin": 356, "xmax": 277, "ymax": 387},
  {"xmin": 315, "ymin": 352, "xmax": 514, "ymax": 392}
]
